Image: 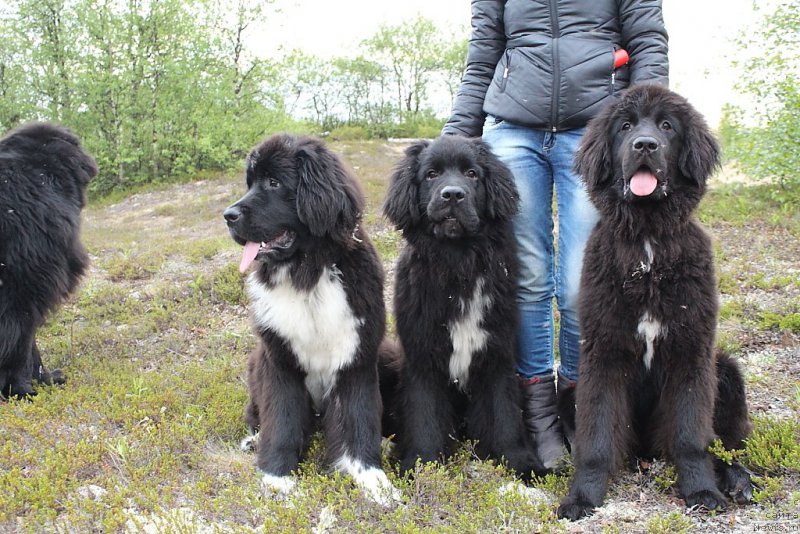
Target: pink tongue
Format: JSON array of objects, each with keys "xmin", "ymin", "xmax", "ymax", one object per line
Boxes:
[
  {"xmin": 630, "ymin": 171, "xmax": 658, "ymax": 196},
  {"xmin": 239, "ymin": 241, "xmax": 261, "ymax": 273}
]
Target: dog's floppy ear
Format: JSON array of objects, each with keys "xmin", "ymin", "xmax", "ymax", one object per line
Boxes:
[
  {"xmin": 295, "ymin": 139, "xmax": 364, "ymax": 244},
  {"xmin": 383, "ymin": 140, "xmax": 428, "ymax": 231},
  {"xmin": 474, "ymin": 139, "xmax": 519, "ymax": 221},
  {"xmin": 678, "ymin": 109, "xmax": 720, "ymax": 185},
  {"xmin": 574, "ymin": 106, "xmax": 615, "ymax": 191}
]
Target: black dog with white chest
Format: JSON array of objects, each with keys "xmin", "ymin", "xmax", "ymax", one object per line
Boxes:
[
  {"xmin": 557, "ymin": 85, "xmax": 754, "ymax": 520},
  {"xmin": 224, "ymin": 134, "xmax": 398, "ymax": 504},
  {"xmin": 383, "ymin": 135, "xmax": 546, "ymax": 478}
]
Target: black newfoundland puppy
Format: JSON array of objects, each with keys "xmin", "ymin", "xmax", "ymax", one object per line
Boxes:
[
  {"xmin": 0, "ymin": 122, "xmax": 96, "ymax": 398},
  {"xmin": 383, "ymin": 135, "xmax": 545, "ymax": 478},
  {"xmin": 223, "ymin": 134, "xmax": 399, "ymax": 505},
  {"xmin": 557, "ymin": 85, "xmax": 754, "ymax": 520}
]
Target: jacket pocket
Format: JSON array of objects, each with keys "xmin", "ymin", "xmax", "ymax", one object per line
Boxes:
[{"xmin": 490, "ymin": 49, "xmax": 514, "ymax": 93}]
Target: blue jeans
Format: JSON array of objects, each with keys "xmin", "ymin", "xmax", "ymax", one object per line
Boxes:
[{"xmin": 482, "ymin": 118, "xmax": 598, "ymax": 382}]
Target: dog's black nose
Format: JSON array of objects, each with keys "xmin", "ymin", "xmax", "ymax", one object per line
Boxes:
[
  {"xmin": 441, "ymin": 186, "xmax": 466, "ymax": 203},
  {"xmin": 223, "ymin": 205, "xmax": 241, "ymax": 223},
  {"xmin": 633, "ymin": 136, "xmax": 659, "ymax": 153}
]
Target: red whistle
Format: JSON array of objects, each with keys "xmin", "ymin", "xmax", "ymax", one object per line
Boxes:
[{"xmin": 614, "ymin": 49, "xmax": 629, "ymax": 69}]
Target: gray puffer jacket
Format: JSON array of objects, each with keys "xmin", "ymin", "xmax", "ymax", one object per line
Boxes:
[{"xmin": 443, "ymin": 0, "xmax": 669, "ymax": 136}]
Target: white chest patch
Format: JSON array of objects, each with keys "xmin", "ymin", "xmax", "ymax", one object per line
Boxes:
[
  {"xmin": 448, "ymin": 277, "xmax": 492, "ymax": 389},
  {"xmin": 637, "ymin": 312, "xmax": 666, "ymax": 370},
  {"xmin": 248, "ymin": 265, "xmax": 364, "ymax": 408},
  {"xmin": 643, "ymin": 240, "xmax": 655, "ymax": 272}
]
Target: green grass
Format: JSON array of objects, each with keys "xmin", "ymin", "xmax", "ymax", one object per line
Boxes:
[
  {"xmin": 746, "ymin": 417, "xmax": 800, "ymax": 474},
  {"xmin": 700, "ymin": 182, "xmax": 800, "ymax": 234},
  {"xmin": 1, "ymin": 147, "xmax": 798, "ymax": 532},
  {"xmin": 758, "ymin": 311, "xmax": 800, "ymax": 334},
  {"xmin": 646, "ymin": 511, "xmax": 694, "ymax": 534}
]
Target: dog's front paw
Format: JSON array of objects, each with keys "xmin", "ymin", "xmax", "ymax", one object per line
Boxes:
[
  {"xmin": 685, "ymin": 488, "xmax": 727, "ymax": 511},
  {"xmin": 718, "ymin": 463, "xmax": 755, "ymax": 505},
  {"xmin": 340, "ymin": 461, "xmax": 403, "ymax": 507},
  {"xmin": 7, "ymin": 382, "xmax": 35, "ymax": 399},
  {"xmin": 557, "ymin": 498, "xmax": 596, "ymax": 521},
  {"xmin": 47, "ymin": 368, "xmax": 66, "ymax": 385},
  {"xmin": 240, "ymin": 430, "xmax": 259, "ymax": 452},
  {"xmin": 260, "ymin": 473, "xmax": 297, "ymax": 500},
  {"xmin": 34, "ymin": 366, "xmax": 66, "ymax": 386},
  {"xmin": 362, "ymin": 475, "xmax": 403, "ymax": 507}
]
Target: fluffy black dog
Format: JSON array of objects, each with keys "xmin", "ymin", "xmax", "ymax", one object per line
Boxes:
[
  {"xmin": 383, "ymin": 135, "xmax": 546, "ymax": 478},
  {"xmin": 224, "ymin": 134, "xmax": 399, "ymax": 504},
  {"xmin": 0, "ymin": 122, "xmax": 96, "ymax": 398},
  {"xmin": 557, "ymin": 85, "xmax": 754, "ymax": 520}
]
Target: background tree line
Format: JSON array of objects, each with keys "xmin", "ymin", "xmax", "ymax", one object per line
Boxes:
[
  {"xmin": 1, "ymin": 0, "xmax": 796, "ymax": 205},
  {"xmin": 719, "ymin": 0, "xmax": 799, "ymax": 207},
  {"xmin": 0, "ymin": 0, "xmax": 466, "ymax": 196}
]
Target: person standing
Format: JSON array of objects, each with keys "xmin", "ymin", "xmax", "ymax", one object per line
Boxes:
[{"xmin": 443, "ymin": 0, "xmax": 669, "ymax": 469}]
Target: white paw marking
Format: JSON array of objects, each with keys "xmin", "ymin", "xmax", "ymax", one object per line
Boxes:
[
  {"xmin": 333, "ymin": 454, "xmax": 402, "ymax": 506},
  {"xmin": 240, "ymin": 430, "xmax": 258, "ymax": 452},
  {"xmin": 260, "ymin": 472, "xmax": 297, "ymax": 499}
]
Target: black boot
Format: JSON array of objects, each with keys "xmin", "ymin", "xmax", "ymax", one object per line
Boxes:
[
  {"xmin": 556, "ymin": 373, "xmax": 577, "ymax": 453},
  {"xmin": 520, "ymin": 374, "xmax": 568, "ymax": 470}
]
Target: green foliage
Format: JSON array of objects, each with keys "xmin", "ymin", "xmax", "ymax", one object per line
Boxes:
[
  {"xmin": 719, "ymin": 299, "xmax": 746, "ymax": 323},
  {"xmin": 699, "ymin": 182, "xmax": 799, "ymax": 230},
  {"xmin": 328, "ymin": 125, "xmax": 371, "ymax": 141},
  {"xmin": 721, "ymin": 1, "xmax": 800, "ymax": 208},
  {"xmin": 362, "ymin": 17, "xmax": 447, "ymax": 116},
  {"xmin": 651, "ymin": 463, "xmax": 678, "ymax": 493},
  {"xmin": 757, "ymin": 311, "xmax": 800, "ymax": 334},
  {"xmin": 269, "ymin": 17, "xmax": 465, "ymax": 141},
  {"xmin": 751, "ymin": 475, "xmax": 787, "ymax": 505},
  {"xmin": 102, "ymin": 249, "xmax": 164, "ymax": 282},
  {"xmin": 745, "ymin": 416, "xmax": 800, "ymax": 473},
  {"xmin": 372, "ymin": 229, "xmax": 404, "ymax": 264},
  {"xmin": 0, "ymin": 4, "xmax": 467, "ymax": 196},
  {"xmin": 208, "ymin": 264, "xmax": 248, "ymax": 307},
  {"xmin": 0, "ymin": 0, "xmax": 290, "ymax": 196},
  {"xmin": 390, "ymin": 112, "xmax": 447, "ymax": 139},
  {"xmin": 708, "ymin": 438, "xmax": 745, "ymax": 466},
  {"xmin": 646, "ymin": 511, "xmax": 694, "ymax": 534}
]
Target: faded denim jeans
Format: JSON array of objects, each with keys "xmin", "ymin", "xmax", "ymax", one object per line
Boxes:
[{"xmin": 482, "ymin": 118, "xmax": 598, "ymax": 382}]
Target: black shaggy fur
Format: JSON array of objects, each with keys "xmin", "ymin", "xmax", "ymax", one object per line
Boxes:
[
  {"xmin": 0, "ymin": 122, "xmax": 96, "ymax": 398},
  {"xmin": 383, "ymin": 135, "xmax": 545, "ymax": 478},
  {"xmin": 224, "ymin": 134, "xmax": 387, "ymax": 483},
  {"xmin": 557, "ymin": 85, "xmax": 754, "ymax": 520}
]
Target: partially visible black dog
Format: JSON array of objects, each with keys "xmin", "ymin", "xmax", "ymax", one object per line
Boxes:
[
  {"xmin": 224, "ymin": 134, "xmax": 399, "ymax": 505},
  {"xmin": 383, "ymin": 135, "xmax": 546, "ymax": 478},
  {"xmin": 557, "ymin": 85, "xmax": 754, "ymax": 520},
  {"xmin": 0, "ymin": 122, "xmax": 96, "ymax": 398}
]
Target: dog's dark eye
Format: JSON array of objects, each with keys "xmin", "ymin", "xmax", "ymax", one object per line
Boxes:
[
  {"xmin": 426, "ymin": 170, "xmax": 438, "ymax": 180},
  {"xmin": 661, "ymin": 121, "xmax": 673, "ymax": 131},
  {"xmin": 465, "ymin": 169, "xmax": 478, "ymax": 180},
  {"xmin": 621, "ymin": 122, "xmax": 632, "ymax": 131},
  {"xmin": 264, "ymin": 178, "xmax": 280, "ymax": 189}
]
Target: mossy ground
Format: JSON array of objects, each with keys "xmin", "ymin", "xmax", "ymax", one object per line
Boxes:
[{"xmin": 1, "ymin": 144, "xmax": 798, "ymax": 533}]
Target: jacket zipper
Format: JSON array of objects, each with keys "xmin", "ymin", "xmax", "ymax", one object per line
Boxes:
[
  {"xmin": 501, "ymin": 49, "xmax": 512, "ymax": 92},
  {"xmin": 549, "ymin": 0, "xmax": 560, "ymax": 132}
]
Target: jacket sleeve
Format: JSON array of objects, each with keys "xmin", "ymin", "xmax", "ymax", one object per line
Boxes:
[
  {"xmin": 619, "ymin": 0, "xmax": 669, "ymax": 87},
  {"xmin": 442, "ymin": 0, "xmax": 506, "ymax": 137}
]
